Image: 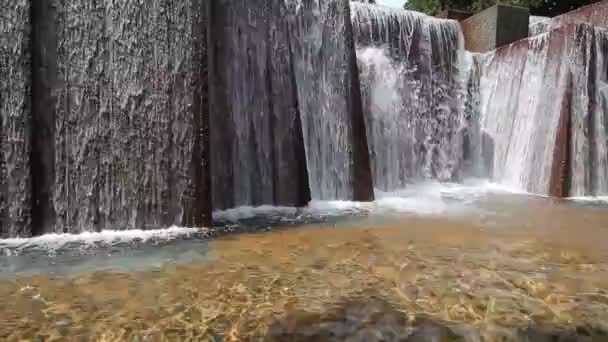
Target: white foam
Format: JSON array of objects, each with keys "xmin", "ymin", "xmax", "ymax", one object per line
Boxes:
[
  {"xmin": 568, "ymin": 196, "xmax": 608, "ymax": 203},
  {"xmin": 0, "ymin": 226, "xmax": 204, "ymax": 253},
  {"xmin": 213, "ymin": 205, "xmax": 298, "ymax": 222},
  {"xmin": 212, "ymin": 180, "xmax": 524, "ymax": 221},
  {"xmin": 0, "ymin": 181, "xmax": 525, "ymax": 252}
]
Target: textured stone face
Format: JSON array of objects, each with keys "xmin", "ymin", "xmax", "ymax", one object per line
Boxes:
[
  {"xmin": 0, "ymin": 0, "xmax": 32, "ymax": 237},
  {"xmin": 462, "ymin": 5, "xmax": 529, "ymax": 53}
]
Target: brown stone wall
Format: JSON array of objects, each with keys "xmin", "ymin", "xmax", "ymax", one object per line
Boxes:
[
  {"xmin": 549, "ymin": 72, "xmax": 572, "ymax": 198},
  {"xmin": 461, "ymin": 5, "xmax": 529, "ymax": 53},
  {"xmin": 461, "ymin": 6, "xmax": 498, "ymax": 53}
]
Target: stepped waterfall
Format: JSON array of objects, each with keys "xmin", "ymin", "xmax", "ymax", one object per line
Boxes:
[{"xmin": 1, "ymin": 0, "xmax": 608, "ymax": 237}]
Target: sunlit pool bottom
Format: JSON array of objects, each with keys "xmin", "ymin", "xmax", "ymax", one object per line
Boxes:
[{"xmin": 1, "ymin": 182, "xmax": 608, "ymax": 341}]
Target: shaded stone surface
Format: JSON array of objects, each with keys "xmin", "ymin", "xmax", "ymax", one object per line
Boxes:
[
  {"xmin": 208, "ymin": 0, "xmax": 311, "ymax": 210},
  {"xmin": 462, "ymin": 5, "xmax": 530, "ymax": 53},
  {"xmin": 0, "ymin": 0, "xmax": 32, "ymax": 237}
]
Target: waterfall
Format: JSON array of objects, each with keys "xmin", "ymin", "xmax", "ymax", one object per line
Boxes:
[
  {"xmin": 287, "ymin": 0, "xmax": 374, "ymax": 201},
  {"xmin": 209, "ymin": 0, "xmax": 372, "ymax": 206},
  {"xmin": 476, "ymin": 24, "xmax": 608, "ymax": 196},
  {"xmin": 350, "ymin": 2, "xmax": 470, "ymax": 191},
  {"xmin": 208, "ymin": 0, "xmax": 309, "ymax": 210},
  {"xmin": 0, "ymin": 0, "xmax": 32, "ymax": 237},
  {"xmin": 1, "ymin": 0, "xmax": 211, "ymax": 237},
  {"xmin": 529, "ymin": 16, "xmax": 551, "ymax": 36}
]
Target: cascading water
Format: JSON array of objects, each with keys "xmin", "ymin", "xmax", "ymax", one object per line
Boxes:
[
  {"xmin": 0, "ymin": 0, "xmax": 211, "ymax": 237},
  {"xmin": 529, "ymin": 16, "xmax": 551, "ymax": 36},
  {"xmin": 208, "ymin": 0, "xmax": 310, "ymax": 210},
  {"xmin": 476, "ymin": 24, "xmax": 608, "ymax": 196},
  {"xmin": 350, "ymin": 2, "xmax": 470, "ymax": 191},
  {"xmin": 0, "ymin": 1, "xmax": 31, "ymax": 237},
  {"xmin": 287, "ymin": 0, "xmax": 374, "ymax": 201},
  {"xmin": 209, "ymin": 0, "xmax": 372, "ymax": 206},
  {"xmin": 2, "ymin": 0, "xmax": 607, "ymax": 239}
]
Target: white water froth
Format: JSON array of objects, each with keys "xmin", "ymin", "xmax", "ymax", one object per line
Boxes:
[
  {"xmin": 0, "ymin": 181, "xmax": 526, "ymax": 252},
  {"xmin": 213, "ymin": 205, "xmax": 298, "ymax": 222},
  {"xmin": 0, "ymin": 226, "xmax": 204, "ymax": 254},
  {"xmin": 214, "ymin": 180, "xmax": 525, "ymax": 221},
  {"xmin": 568, "ymin": 196, "xmax": 608, "ymax": 203}
]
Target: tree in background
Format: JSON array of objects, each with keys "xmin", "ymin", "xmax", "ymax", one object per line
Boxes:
[{"xmin": 404, "ymin": 0, "xmax": 599, "ymax": 16}]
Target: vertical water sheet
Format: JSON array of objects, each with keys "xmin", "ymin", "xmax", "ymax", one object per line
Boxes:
[
  {"xmin": 477, "ymin": 24, "xmax": 608, "ymax": 196},
  {"xmin": 351, "ymin": 3, "xmax": 468, "ymax": 190},
  {"xmin": 208, "ymin": 0, "xmax": 310, "ymax": 210},
  {"xmin": 0, "ymin": 0, "xmax": 32, "ymax": 237},
  {"xmin": 288, "ymin": 0, "xmax": 374, "ymax": 201},
  {"xmin": 569, "ymin": 25, "xmax": 608, "ymax": 196},
  {"xmin": 22, "ymin": 0, "xmax": 211, "ymax": 235},
  {"xmin": 478, "ymin": 30, "xmax": 568, "ymax": 194}
]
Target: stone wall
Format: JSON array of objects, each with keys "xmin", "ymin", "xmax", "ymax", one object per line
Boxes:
[{"xmin": 462, "ymin": 5, "xmax": 530, "ymax": 53}]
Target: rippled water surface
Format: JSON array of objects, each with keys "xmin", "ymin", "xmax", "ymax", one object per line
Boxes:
[{"xmin": 1, "ymin": 182, "xmax": 608, "ymax": 341}]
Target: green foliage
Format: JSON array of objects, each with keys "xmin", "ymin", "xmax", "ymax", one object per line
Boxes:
[{"xmin": 403, "ymin": 0, "xmax": 598, "ymax": 16}]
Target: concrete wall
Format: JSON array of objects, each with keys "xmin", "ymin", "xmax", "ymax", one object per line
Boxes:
[{"xmin": 462, "ymin": 5, "xmax": 530, "ymax": 53}]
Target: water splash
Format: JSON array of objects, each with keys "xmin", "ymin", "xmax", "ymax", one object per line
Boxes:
[
  {"xmin": 476, "ymin": 25, "xmax": 608, "ymax": 196},
  {"xmin": 351, "ymin": 2, "xmax": 470, "ymax": 190}
]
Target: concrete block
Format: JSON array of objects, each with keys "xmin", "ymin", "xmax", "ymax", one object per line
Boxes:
[{"xmin": 462, "ymin": 5, "xmax": 530, "ymax": 53}]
